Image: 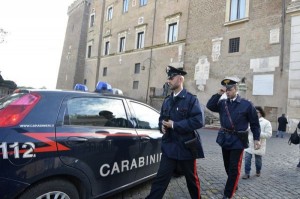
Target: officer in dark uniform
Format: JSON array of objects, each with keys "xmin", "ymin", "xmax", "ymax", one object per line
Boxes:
[
  {"xmin": 206, "ymin": 76, "xmax": 261, "ymax": 199},
  {"xmin": 146, "ymin": 66, "xmax": 204, "ymax": 199}
]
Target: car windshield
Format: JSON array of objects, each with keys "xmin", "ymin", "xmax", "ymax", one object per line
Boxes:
[{"xmin": 0, "ymin": 93, "xmax": 25, "ymax": 110}]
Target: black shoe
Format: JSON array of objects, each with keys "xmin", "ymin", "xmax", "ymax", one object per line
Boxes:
[
  {"xmin": 242, "ymin": 174, "xmax": 250, "ymax": 179},
  {"xmin": 297, "ymin": 162, "xmax": 300, "ymax": 168}
]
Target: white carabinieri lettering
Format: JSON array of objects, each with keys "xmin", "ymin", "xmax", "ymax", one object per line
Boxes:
[
  {"xmin": 99, "ymin": 153, "xmax": 162, "ymax": 177},
  {"xmin": 19, "ymin": 124, "xmax": 54, "ymax": 128},
  {"xmin": 99, "ymin": 164, "xmax": 110, "ymax": 177}
]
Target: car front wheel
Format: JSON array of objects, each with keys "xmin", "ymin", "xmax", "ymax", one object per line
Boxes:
[{"xmin": 18, "ymin": 179, "xmax": 79, "ymax": 199}]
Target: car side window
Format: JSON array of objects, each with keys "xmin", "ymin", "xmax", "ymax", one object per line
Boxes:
[
  {"xmin": 130, "ymin": 101, "xmax": 159, "ymax": 130},
  {"xmin": 63, "ymin": 97, "xmax": 132, "ymax": 128}
]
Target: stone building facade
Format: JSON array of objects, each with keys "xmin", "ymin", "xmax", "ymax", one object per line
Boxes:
[
  {"xmin": 56, "ymin": 0, "xmax": 91, "ymax": 90},
  {"xmin": 98, "ymin": 0, "xmax": 190, "ymax": 102},
  {"xmin": 185, "ymin": 0, "xmax": 300, "ymax": 128},
  {"xmin": 57, "ymin": 0, "xmax": 190, "ymax": 103},
  {"xmin": 57, "ymin": 0, "xmax": 300, "ymax": 128}
]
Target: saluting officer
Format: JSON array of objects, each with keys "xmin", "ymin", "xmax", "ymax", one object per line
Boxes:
[
  {"xmin": 146, "ymin": 66, "xmax": 204, "ymax": 199},
  {"xmin": 206, "ymin": 76, "xmax": 261, "ymax": 199}
]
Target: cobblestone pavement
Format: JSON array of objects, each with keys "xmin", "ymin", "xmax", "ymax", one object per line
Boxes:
[{"xmin": 108, "ymin": 129, "xmax": 300, "ymax": 199}]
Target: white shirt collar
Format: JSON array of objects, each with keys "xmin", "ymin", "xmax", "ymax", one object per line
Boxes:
[
  {"xmin": 231, "ymin": 95, "xmax": 237, "ymax": 101},
  {"xmin": 173, "ymin": 89, "xmax": 183, "ymax": 97}
]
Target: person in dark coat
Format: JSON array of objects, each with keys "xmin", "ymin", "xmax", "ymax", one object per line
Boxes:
[
  {"xmin": 276, "ymin": 113, "xmax": 288, "ymax": 138},
  {"xmin": 206, "ymin": 76, "xmax": 261, "ymax": 199},
  {"xmin": 162, "ymin": 82, "xmax": 169, "ymax": 97},
  {"xmin": 146, "ymin": 66, "xmax": 204, "ymax": 199}
]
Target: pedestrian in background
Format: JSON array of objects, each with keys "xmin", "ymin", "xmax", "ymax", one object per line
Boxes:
[
  {"xmin": 242, "ymin": 106, "xmax": 272, "ymax": 179},
  {"xmin": 206, "ymin": 76, "xmax": 261, "ymax": 199},
  {"xmin": 277, "ymin": 113, "xmax": 288, "ymax": 138},
  {"xmin": 146, "ymin": 66, "xmax": 204, "ymax": 199},
  {"xmin": 162, "ymin": 82, "xmax": 169, "ymax": 97}
]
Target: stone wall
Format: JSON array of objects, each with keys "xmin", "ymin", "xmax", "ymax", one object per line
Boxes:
[
  {"xmin": 184, "ymin": 0, "xmax": 300, "ymax": 129},
  {"xmin": 56, "ymin": 0, "xmax": 90, "ymax": 90}
]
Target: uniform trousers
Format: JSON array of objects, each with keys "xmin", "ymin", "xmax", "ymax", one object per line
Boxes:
[
  {"xmin": 146, "ymin": 154, "xmax": 201, "ymax": 199},
  {"xmin": 222, "ymin": 148, "xmax": 244, "ymax": 198}
]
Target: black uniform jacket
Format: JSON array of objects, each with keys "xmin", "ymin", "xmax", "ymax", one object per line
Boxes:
[
  {"xmin": 159, "ymin": 89, "xmax": 204, "ymax": 160},
  {"xmin": 206, "ymin": 94, "xmax": 260, "ymax": 149}
]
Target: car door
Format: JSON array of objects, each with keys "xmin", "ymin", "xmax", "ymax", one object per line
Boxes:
[
  {"xmin": 128, "ymin": 100, "xmax": 162, "ymax": 181},
  {"xmin": 55, "ymin": 95, "xmax": 140, "ymax": 197}
]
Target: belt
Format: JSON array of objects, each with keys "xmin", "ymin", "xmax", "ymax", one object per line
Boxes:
[
  {"xmin": 221, "ymin": 127, "xmax": 248, "ymax": 134},
  {"xmin": 220, "ymin": 127, "xmax": 236, "ymax": 134}
]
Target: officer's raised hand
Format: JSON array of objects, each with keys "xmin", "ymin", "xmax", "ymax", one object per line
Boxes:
[{"xmin": 218, "ymin": 87, "xmax": 226, "ymax": 95}]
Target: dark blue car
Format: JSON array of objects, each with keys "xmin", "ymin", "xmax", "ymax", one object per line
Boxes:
[{"xmin": 0, "ymin": 89, "xmax": 162, "ymax": 199}]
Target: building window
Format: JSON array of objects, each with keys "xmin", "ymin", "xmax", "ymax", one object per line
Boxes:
[
  {"xmin": 165, "ymin": 14, "xmax": 181, "ymax": 43},
  {"xmin": 229, "ymin": 37, "xmax": 240, "ymax": 53},
  {"xmin": 123, "ymin": 0, "xmax": 129, "ymax": 13},
  {"xmin": 87, "ymin": 45, "xmax": 92, "ymax": 58},
  {"xmin": 89, "ymin": 14, "xmax": 95, "ymax": 27},
  {"xmin": 84, "ymin": 79, "xmax": 87, "ymax": 85},
  {"xmin": 133, "ymin": 81, "xmax": 139, "ymax": 89},
  {"xmin": 168, "ymin": 23, "xmax": 178, "ymax": 43},
  {"xmin": 230, "ymin": 0, "xmax": 246, "ymax": 21},
  {"xmin": 103, "ymin": 67, "xmax": 107, "ymax": 76},
  {"xmin": 119, "ymin": 37, "xmax": 126, "ymax": 52},
  {"xmin": 225, "ymin": 0, "xmax": 249, "ymax": 23},
  {"xmin": 134, "ymin": 63, "xmax": 140, "ymax": 74},
  {"xmin": 104, "ymin": 41, "xmax": 110, "ymax": 55},
  {"xmin": 140, "ymin": 0, "xmax": 147, "ymax": 6},
  {"xmin": 107, "ymin": 6, "xmax": 113, "ymax": 21},
  {"xmin": 137, "ymin": 32, "xmax": 144, "ymax": 49}
]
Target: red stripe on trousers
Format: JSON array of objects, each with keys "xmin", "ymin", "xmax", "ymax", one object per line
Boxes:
[
  {"xmin": 194, "ymin": 160, "xmax": 201, "ymax": 199},
  {"xmin": 230, "ymin": 149, "xmax": 244, "ymax": 198}
]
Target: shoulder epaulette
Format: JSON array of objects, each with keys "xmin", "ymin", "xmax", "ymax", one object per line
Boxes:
[
  {"xmin": 186, "ymin": 91, "xmax": 196, "ymax": 97},
  {"xmin": 241, "ymin": 97, "xmax": 251, "ymax": 102}
]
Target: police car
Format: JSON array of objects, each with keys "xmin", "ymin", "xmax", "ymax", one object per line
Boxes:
[{"xmin": 0, "ymin": 88, "xmax": 162, "ymax": 199}]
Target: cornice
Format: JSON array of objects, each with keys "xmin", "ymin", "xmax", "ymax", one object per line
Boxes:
[
  {"xmin": 68, "ymin": 0, "xmax": 91, "ymax": 15},
  {"xmin": 286, "ymin": 0, "xmax": 300, "ymax": 14}
]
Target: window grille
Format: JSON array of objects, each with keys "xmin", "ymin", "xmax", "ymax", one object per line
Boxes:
[{"xmin": 229, "ymin": 37, "xmax": 240, "ymax": 53}]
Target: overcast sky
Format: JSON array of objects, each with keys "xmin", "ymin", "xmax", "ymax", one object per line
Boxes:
[{"xmin": 0, "ymin": 0, "xmax": 74, "ymax": 89}]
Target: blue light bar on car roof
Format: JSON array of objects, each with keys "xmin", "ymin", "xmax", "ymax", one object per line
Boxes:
[
  {"xmin": 95, "ymin": 81, "xmax": 113, "ymax": 93},
  {"xmin": 74, "ymin": 84, "xmax": 88, "ymax": 91}
]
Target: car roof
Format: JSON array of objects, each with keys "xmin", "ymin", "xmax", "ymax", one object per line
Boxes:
[{"xmin": 15, "ymin": 89, "xmax": 144, "ymax": 103}]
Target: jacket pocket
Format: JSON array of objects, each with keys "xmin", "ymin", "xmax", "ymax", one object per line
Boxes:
[{"xmin": 177, "ymin": 108, "xmax": 188, "ymax": 119}]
